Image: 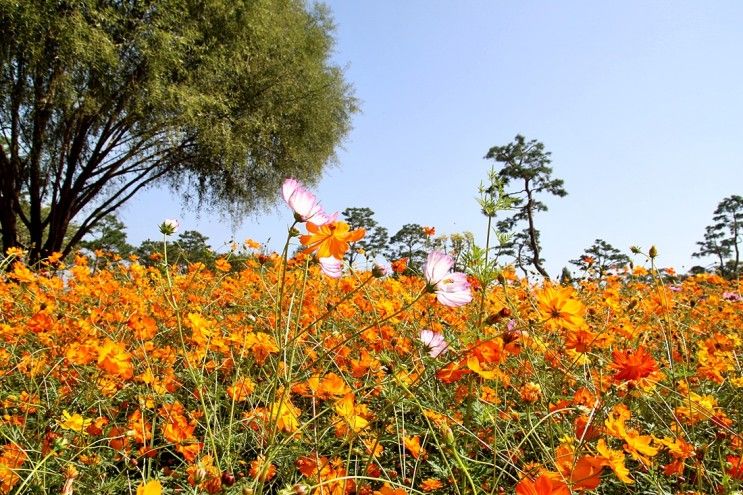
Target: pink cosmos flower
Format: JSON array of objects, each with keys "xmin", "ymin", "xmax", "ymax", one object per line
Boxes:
[
  {"xmin": 423, "ymin": 251, "xmax": 472, "ymax": 307},
  {"xmin": 419, "ymin": 329, "xmax": 449, "ymax": 358},
  {"xmin": 281, "ymin": 178, "xmax": 336, "ymax": 225},
  {"xmin": 319, "ymin": 256, "xmax": 344, "ymax": 279}
]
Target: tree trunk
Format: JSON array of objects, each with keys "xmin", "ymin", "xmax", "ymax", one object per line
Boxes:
[{"xmin": 524, "ymin": 180, "xmax": 550, "ymax": 279}]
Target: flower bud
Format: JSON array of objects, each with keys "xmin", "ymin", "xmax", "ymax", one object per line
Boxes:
[
  {"xmin": 649, "ymin": 245, "xmax": 658, "ymax": 258},
  {"xmin": 159, "ymin": 218, "xmax": 179, "ymax": 236}
]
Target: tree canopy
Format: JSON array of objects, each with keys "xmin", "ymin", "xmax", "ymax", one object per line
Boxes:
[
  {"xmin": 0, "ymin": 0, "xmax": 356, "ymax": 263},
  {"xmin": 485, "ymin": 135, "xmax": 567, "ymax": 279},
  {"xmin": 693, "ymin": 195, "xmax": 742, "ymax": 278}
]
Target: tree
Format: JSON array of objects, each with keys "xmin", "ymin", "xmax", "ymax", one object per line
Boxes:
[
  {"xmin": 485, "ymin": 135, "xmax": 567, "ymax": 278},
  {"xmin": 134, "ymin": 229, "xmax": 214, "ymax": 268},
  {"xmin": 387, "ymin": 223, "xmax": 428, "ymax": 271},
  {"xmin": 570, "ymin": 239, "xmax": 630, "ymax": 279},
  {"xmin": 341, "ymin": 207, "xmax": 388, "ymax": 266},
  {"xmin": 0, "ymin": 0, "xmax": 356, "ymax": 264},
  {"xmin": 173, "ymin": 230, "xmax": 215, "ymax": 267},
  {"xmin": 79, "ymin": 214, "xmax": 133, "ymax": 256},
  {"xmin": 693, "ymin": 195, "xmax": 742, "ymax": 278}
]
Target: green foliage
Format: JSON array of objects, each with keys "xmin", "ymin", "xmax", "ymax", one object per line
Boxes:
[
  {"xmin": 485, "ymin": 135, "xmax": 567, "ymax": 279},
  {"xmin": 0, "ymin": 0, "xmax": 357, "ymax": 263},
  {"xmin": 570, "ymin": 238, "xmax": 631, "ymax": 280},
  {"xmin": 387, "ymin": 223, "xmax": 427, "ymax": 271},
  {"xmin": 135, "ymin": 230, "xmax": 215, "ymax": 268},
  {"xmin": 693, "ymin": 195, "xmax": 742, "ymax": 279},
  {"xmin": 341, "ymin": 207, "xmax": 388, "ymax": 266},
  {"xmin": 79, "ymin": 215, "xmax": 133, "ymax": 256}
]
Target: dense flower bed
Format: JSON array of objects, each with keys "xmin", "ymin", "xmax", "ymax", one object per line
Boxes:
[{"xmin": 0, "ymin": 246, "xmax": 741, "ymax": 494}]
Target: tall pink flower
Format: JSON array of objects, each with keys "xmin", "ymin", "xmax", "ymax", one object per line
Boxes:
[
  {"xmin": 423, "ymin": 251, "xmax": 472, "ymax": 307},
  {"xmin": 281, "ymin": 178, "xmax": 336, "ymax": 225}
]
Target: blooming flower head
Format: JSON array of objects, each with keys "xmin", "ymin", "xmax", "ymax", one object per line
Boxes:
[
  {"xmin": 419, "ymin": 329, "xmax": 448, "ymax": 357},
  {"xmin": 300, "ymin": 221, "xmax": 365, "ymax": 259},
  {"xmin": 281, "ymin": 178, "xmax": 336, "ymax": 225},
  {"xmin": 58, "ymin": 410, "xmax": 92, "ymax": 434},
  {"xmin": 423, "ymin": 251, "xmax": 472, "ymax": 307},
  {"xmin": 319, "ymin": 256, "xmax": 344, "ymax": 279}
]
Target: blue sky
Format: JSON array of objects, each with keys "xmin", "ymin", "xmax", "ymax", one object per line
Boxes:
[{"xmin": 120, "ymin": 1, "xmax": 743, "ymax": 276}]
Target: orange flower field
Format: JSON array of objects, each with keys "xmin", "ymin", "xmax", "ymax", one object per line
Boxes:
[{"xmin": 0, "ymin": 243, "xmax": 741, "ymax": 495}]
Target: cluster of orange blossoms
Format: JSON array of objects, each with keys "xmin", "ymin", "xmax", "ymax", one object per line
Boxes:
[{"xmin": 0, "ymin": 245, "xmax": 741, "ymax": 494}]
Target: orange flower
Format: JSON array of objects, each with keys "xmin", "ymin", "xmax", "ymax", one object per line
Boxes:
[
  {"xmin": 136, "ymin": 480, "xmax": 162, "ymax": 495},
  {"xmin": 403, "ymin": 435, "xmax": 426, "ymax": 459},
  {"xmin": 300, "ymin": 221, "xmax": 365, "ymax": 259},
  {"xmin": 515, "ymin": 473, "xmax": 569, "ymax": 495},
  {"xmin": 535, "ymin": 286, "xmax": 586, "ymax": 330},
  {"xmin": 226, "ymin": 377, "xmax": 255, "ymax": 402},
  {"xmin": 610, "ymin": 347, "xmax": 658, "ymax": 382},
  {"xmin": 97, "ymin": 340, "xmax": 134, "ymax": 380},
  {"xmin": 249, "ymin": 456, "xmax": 277, "ymax": 482},
  {"xmin": 420, "ymin": 478, "xmax": 444, "ymax": 492},
  {"xmin": 596, "ymin": 439, "xmax": 633, "ymax": 484},
  {"xmin": 391, "ymin": 257, "xmax": 409, "ymax": 274}
]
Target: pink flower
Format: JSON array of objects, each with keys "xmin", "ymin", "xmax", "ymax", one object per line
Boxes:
[
  {"xmin": 281, "ymin": 178, "xmax": 336, "ymax": 225},
  {"xmin": 423, "ymin": 251, "xmax": 454, "ymax": 285},
  {"xmin": 419, "ymin": 329, "xmax": 448, "ymax": 357},
  {"xmin": 423, "ymin": 251, "xmax": 472, "ymax": 307},
  {"xmin": 319, "ymin": 256, "xmax": 343, "ymax": 279}
]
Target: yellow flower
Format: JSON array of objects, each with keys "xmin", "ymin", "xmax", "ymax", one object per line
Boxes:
[
  {"xmin": 58, "ymin": 410, "xmax": 92, "ymax": 434},
  {"xmin": 136, "ymin": 479, "xmax": 162, "ymax": 495},
  {"xmin": 535, "ymin": 285, "xmax": 586, "ymax": 330}
]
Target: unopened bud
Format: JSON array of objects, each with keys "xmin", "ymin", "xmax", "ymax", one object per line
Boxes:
[
  {"xmin": 649, "ymin": 245, "xmax": 658, "ymax": 258},
  {"xmin": 159, "ymin": 218, "xmax": 179, "ymax": 236},
  {"xmin": 289, "ymin": 227, "xmax": 300, "ymax": 238},
  {"xmin": 630, "ymin": 245, "xmax": 642, "ymax": 254}
]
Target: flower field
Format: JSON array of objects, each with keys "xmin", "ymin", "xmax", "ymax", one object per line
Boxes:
[{"xmin": 0, "ymin": 183, "xmax": 741, "ymax": 495}]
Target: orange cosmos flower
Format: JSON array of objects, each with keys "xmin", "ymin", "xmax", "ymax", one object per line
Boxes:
[
  {"xmin": 136, "ymin": 480, "xmax": 162, "ymax": 495},
  {"xmin": 420, "ymin": 478, "xmax": 444, "ymax": 492},
  {"xmin": 610, "ymin": 347, "xmax": 658, "ymax": 382},
  {"xmin": 249, "ymin": 456, "xmax": 277, "ymax": 482},
  {"xmin": 391, "ymin": 257, "xmax": 409, "ymax": 274},
  {"xmin": 515, "ymin": 473, "xmax": 569, "ymax": 495},
  {"xmin": 403, "ymin": 435, "xmax": 426, "ymax": 459},
  {"xmin": 97, "ymin": 340, "xmax": 134, "ymax": 380},
  {"xmin": 596, "ymin": 439, "xmax": 633, "ymax": 484},
  {"xmin": 535, "ymin": 286, "xmax": 586, "ymax": 331},
  {"xmin": 299, "ymin": 221, "xmax": 365, "ymax": 259}
]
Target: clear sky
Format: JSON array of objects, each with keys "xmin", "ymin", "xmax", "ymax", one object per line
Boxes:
[{"xmin": 120, "ymin": 1, "xmax": 743, "ymax": 277}]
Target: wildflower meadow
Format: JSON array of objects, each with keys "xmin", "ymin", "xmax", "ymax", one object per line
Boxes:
[{"xmin": 0, "ymin": 178, "xmax": 741, "ymax": 495}]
